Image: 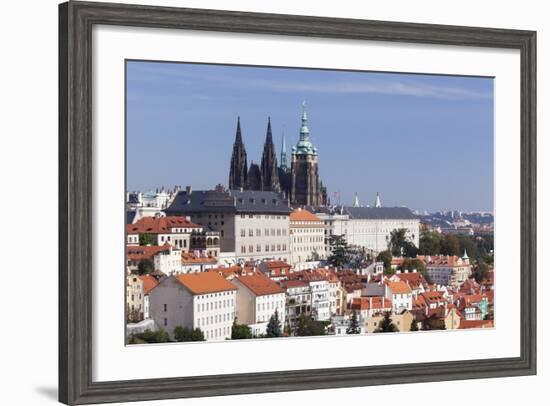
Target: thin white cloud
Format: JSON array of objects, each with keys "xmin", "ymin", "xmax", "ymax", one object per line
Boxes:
[{"xmin": 127, "ymin": 62, "xmax": 492, "ymax": 101}]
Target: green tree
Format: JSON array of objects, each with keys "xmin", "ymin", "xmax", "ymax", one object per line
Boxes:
[
  {"xmin": 440, "ymin": 234, "xmax": 460, "ymax": 256},
  {"xmin": 346, "ymin": 310, "xmax": 361, "ymax": 334},
  {"xmin": 139, "ymin": 233, "xmax": 155, "ymax": 246},
  {"xmin": 296, "ymin": 314, "xmax": 327, "ymax": 336},
  {"xmin": 410, "ymin": 319, "xmax": 419, "ymax": 331},
  {"xmin": 174, "ymin": 326, "xmax": 205, "ymax": 342},
  {"xmin": 399, "ymin": 258, "xmax": 432, "ymax": 284},
  {"xmin": 137, "ymin": 259, "xmax": 154, "ymax": 275},
  {"xmin": 472, "ymin": 262, "xmax": 490, "ymax": 283},
  {"xmin": 266, "ymin": 309, "xmax": 283, "ymax": 338},
  {"xmin": 131, "ymin": 329, "xmax": 170, "ymax": 343},
  {"xmin": 231, "ymin": 319, "xmax": 252, "ymax": 339},
  {"xmin": 377, "ymin": 312, "xmax": 398, "ymax": 333},
  {"xmin": 418, "ymin": 230, "xmax": 442, "ymax": 255},
  {"xmin": 389, "ymin": 229, "xmax": 418, "ymax": 257},
  {"xmin": 376, "ymin": 250, "xmax": 392, "ymax": 272},
  {"xmin": 327, "ymin": 235, "xmax": 351, "ymax": 268}
]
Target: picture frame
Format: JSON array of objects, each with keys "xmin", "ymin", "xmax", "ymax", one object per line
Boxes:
[{"xmin": 59, "ymin": 1, "xmax": 537, "ymax": 404}]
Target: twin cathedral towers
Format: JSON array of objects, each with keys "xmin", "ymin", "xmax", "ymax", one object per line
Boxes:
[{"xmin": 228, "ymin": 103, "xmax": 327, "ymax": 207}]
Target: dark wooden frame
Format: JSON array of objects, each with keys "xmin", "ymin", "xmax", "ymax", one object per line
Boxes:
[{"xmin": 59, "ymin": 1, "xmax": 537, "ymax": 404}]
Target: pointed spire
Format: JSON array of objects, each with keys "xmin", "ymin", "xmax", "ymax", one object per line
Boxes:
[
  {"xmin": 266, "ymin": 116, "xmax": 273, "ymax": 143},
  {"xmin": 375, "ymin": 192, "xmax": 382, "ymax": 208},
  {"xmin": 280, "ymin": 129, "xmax": 288, "ymax": 172},
  {"xmin": 353, "ymin": 192, "xmax": 360, "ymax": 207},
  {"xmin": 300, "ymin": 100, "xmax": 310, "ymax": 141},
  {"xmin": 235, "ymin": 116, "xmax": 243, "ymax": 144},
  {"xmin": 462, "ymin": 249, "xmax": 469, "ymax": 260}
]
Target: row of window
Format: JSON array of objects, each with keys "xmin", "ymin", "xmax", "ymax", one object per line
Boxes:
[
  {"xmin": 240, "ymin": 244, "xmax": 287, "ymax": 254},
  {"xmin": 240, "ymin": 214, "xmax": 286, "ymax": 220},
  {"xmin": 291, "ymin": 228, "xmax": 324, "ymax": 234},
  {"xmin": 292, "ymin": 236, "xmax": 324, "ymax": 243},
  {"xmin": 198, "ymin": 299, "xmax": 234, "ymax": 312},
  {"xmin": 240, "ymin": 228, "xmax": 287, "ymax": 237},
  {"xmin": 197, "ymin": 312, "xmax": 234, "ymax": 327}
]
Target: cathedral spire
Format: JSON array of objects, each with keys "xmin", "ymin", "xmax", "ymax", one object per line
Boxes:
[
  {"xmin": 280, "ymin": 130, "xmax": 288, "ymax": 172},
  {"xmin": 260, "ymin": 117, "xmax": 280, "ymax": 192},
  {"xmin": 353, "ymin": 192, "xmax": 360, "ymax": 207},
  {"xmin": 229, "ymin": 116, "xmax": 248, "ymax": 190},
  {"xmin": 300, "ymin": 100, "xmax": 310, "ymax": 141},
  {"xmin": 235, "ymin": 116, "xmax": 243, "ymax": 144},
  {"xmin": 375, "ymin": 192, "xmax": 382, "ymax": 208}
]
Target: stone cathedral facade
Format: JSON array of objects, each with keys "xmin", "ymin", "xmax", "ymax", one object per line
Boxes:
[{"xmin": 228, "ymin": 105, "xmax": 327, "ymax": 206}]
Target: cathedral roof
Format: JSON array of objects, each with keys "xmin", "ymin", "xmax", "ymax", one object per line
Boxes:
[
  {"xmin": 341, "ymin": 206, "xmax": 418, "ymax": 220},
  {"xmin": 166, "ymin": 189, "xmax": 291, "ymax": 215}
]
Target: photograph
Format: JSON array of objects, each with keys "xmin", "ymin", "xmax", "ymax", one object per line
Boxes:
[{"xmin": 124, "ymin": 60, "xmax": 495, "ymax": 343}]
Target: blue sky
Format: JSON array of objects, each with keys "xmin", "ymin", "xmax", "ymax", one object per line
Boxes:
[{"xmin": 126, "ymin": 61, "xmax": 494, "ymax": 212}]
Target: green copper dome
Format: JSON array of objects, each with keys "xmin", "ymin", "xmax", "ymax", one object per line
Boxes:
[{"xmin": 294, "ymin": 102, "xmax": 317, "ymax": 156}]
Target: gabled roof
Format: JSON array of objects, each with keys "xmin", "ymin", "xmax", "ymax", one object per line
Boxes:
[
  {"xmin": 290, "ymin": 208, "xmax": 322, "ymax": 222},
  {"xmin": 341, "ymin": 206, "xmax": 418, "ymax": 220},
  {"xmin": 126, "ymin": 216, "xmax": 200, "ymax": 234},
  {"xmin": 139, "ymin": 274, "xmax": 159, "ymax": 294},
  {"xmin": 386, "ymin": 280, "xmax": 412, "ymax": 294},
  {"xmin": 234, "ymin": 273, "xmax": 285, "ymax": 296},
  {"xmin": 175, "ymin": 272, "xmax": 237, "ymax": 295},
  {"xmin": 166, "ymin": 189, "xmax": 291, "ymax": 215},
  {"xmin": 126, "ymin": 243, "xmax": 172, "ymax": 261}
]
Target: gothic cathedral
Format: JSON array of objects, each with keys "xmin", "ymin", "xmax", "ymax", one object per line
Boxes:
[{"xmin": 228, "ymin": 104, "xmax": 327, "ymax": 207}]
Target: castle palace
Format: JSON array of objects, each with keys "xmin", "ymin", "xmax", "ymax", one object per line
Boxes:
[{"xmin": 228, "ymin": 104, "xmax": 327, "ymax": 207}]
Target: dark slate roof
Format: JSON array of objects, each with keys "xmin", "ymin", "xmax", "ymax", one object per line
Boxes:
[
  {"xmin": 341, "ymin": 206, "xmax": 418, "ymax": 220},
  {"xmin": 127, "ymin": 193, "xmax": 140, "ymax": 204},
  {"xmin": 126, "ymin": 210, "xmax": 137, "ymax": 225},
  {"xmin": 166, "ymin": 189, "xmax": 291, "ymax": 215}
]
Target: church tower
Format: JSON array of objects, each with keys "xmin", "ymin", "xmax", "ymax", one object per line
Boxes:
[
  {"xmin": 290, "ymin": 102, "xmax": 323, "ymax": 206},
  {"xmin": 260, "ymin": 117, "xmax": 280, "ymax": 192},
  {"xmin": 228, "ymin": 117, "xmax": 248, "ymax": 190}
]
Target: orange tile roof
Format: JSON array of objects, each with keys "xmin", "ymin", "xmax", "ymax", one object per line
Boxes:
[
  {"xmin": 459, "ymin": 319, "xmax": 494, "ymax": 329},
  {"xmin": 139, "ymin": 274, "xmax": 159, "ymax": 294},
  {"xmin": 235, "ymin": 273, "xmax": 285, "ymax": 296},
  {"xmin": 421, "ymin": 255, "xmax": 464, "ymax": 267},
  {"xmin": 386, "ymin": 280, "xmax": 412, "ymax": 294},
  {"xmin": 392, "ymin": 272, "xmax": 427, "ymax": 288},
  {"xmin": 351, "ymin": 297, "xmax": 392, "ymax": 311},
  {"xmin": 127, "ymin": 216, "xmax": 200, "ymax": 234},
  {"xmin": 126, "ymin": 244, "xmax": 172, "ymax": 261},
  {"xmin": 181, "ymin": 252, "xmax": 217, "ymax": 264},
  {"xmin": 262, "ymin": 260, "xmax": 292, "ymax": 269},
  {"xmin": 290, "ymin": 208, "xmax": 322, "ymax": 222},
  {"xmin": 208, "ymin": 265, "xmax": 257, "ymax": 278},
  {"xmin": 175, "ymin": 272, "xmax": 236, "ymax": 295},
  {"xmin": 280, "ymin": 280, "xmax": 308, "ymax": 289}
]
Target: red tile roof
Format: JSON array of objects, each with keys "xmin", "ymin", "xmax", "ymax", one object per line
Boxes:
[
  {"xmin": 181, "ymin": 252, "xmax": 217, "ymax": 264},
  {"xmin": 175, "ymin": 272, "xmax": 236, "ymax": 295},
  {"xmin": 139, "ymin": 274, "xmax": 159, "ymax": 294},
  {"xmin": 459, "ymin": 319, "xmax": 494, "ymax": 329},
  {"xmin": 351, "ymin": 297, "xmax": 392, "ymax": 311},
  {"xmin": 235, "ymin": 273, "xmax": 285, "ymax": 296},
  {"xmin": 386, "ymin": 280, "xmax": 412, "ymax": 295},
  {"xmin": 290, "ymin": 208, "xmax": 322, "ymax": 222},
  {"xmin": 127, "ymin": 216, "xmax": 200, "ymax": 234},
  {"xmin": 126, "ymin": 243, "xmax": 172, "ymax": 261}
]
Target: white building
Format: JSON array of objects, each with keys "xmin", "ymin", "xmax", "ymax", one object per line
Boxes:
[
  {"xmin": 165, "ymin": 187, "xmax": 292, "ymax": 263},
  {"xmin": 231, "ymin": 273, "xmax": 286, "ymax": 336},
  {"xmin": 153, "ymin": 245, "xmax": 182, "ymax": 275},
  {"xmin": 149, "ymin": 272, "xmax": 237, "ymax": 341},
  {"xmin": 316, "ymin": 195, "xmax": 420, "ymax": 254},
  {"xmin": 126, "ymin": 215, "xmax": 202, "ymax": 250},
  {"xmin": 423, "ymin": 252, "xmax": 472, "ymax": 286},
  {"xmin": 385, "ymin": 280, "xmax": 413, "ymax": 313},
  {"xmin": 289, "ymin": 208, "xmax": 326, "ymax": 269}
]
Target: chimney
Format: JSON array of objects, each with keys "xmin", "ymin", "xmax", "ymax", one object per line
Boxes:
[{"xmin": 186, "ymin": 186, "xmax": 192, "ymax": 195}]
